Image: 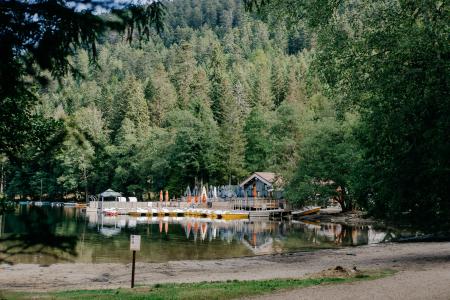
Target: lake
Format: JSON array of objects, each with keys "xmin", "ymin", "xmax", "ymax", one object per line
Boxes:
[{"xmin": 0, "ymin": 205, "xmax": 418, "ymax": 265}]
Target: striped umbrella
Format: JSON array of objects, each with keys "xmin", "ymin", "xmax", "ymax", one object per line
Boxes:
[
  {"xmin": 186, "ymin": 186, "xmax": 192, "ymax": 204},
  {"xmin": 201, "ymin": 186, "xmax": 207, "ymax": 204},
  {"xmin": 193, "ymin": 186, "xmax": 199, "ymax": 204}
]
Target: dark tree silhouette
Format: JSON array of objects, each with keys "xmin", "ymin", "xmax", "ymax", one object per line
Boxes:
[{"xmin": 0, "ymin": 0, "xmax": 165, "ymax": 158}]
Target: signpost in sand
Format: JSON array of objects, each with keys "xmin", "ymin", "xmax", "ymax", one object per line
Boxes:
[{"xmin": 130, "ymin": 234, "xmax": 141, "ymax": 288}]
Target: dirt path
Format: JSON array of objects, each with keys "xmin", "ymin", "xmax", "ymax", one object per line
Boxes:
[
  {"xmin": 0, "ymin": 242, "xmax": 449, "ymax": 292},
  {"xmin": 250, "ymin": 265, "xmax": 450, "ymax": 300}
]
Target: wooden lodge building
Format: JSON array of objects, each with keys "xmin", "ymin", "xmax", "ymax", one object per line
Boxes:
[{"xmin": 239, "ymin": 172, "xmax": 283, "ymax": 199}]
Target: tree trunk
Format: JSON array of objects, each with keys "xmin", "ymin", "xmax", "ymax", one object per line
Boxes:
[
  {"xmin": 83, "ymin": 167, "xmax": 88, "ymax": 203},
  {"xmin": 0, "ymin": 162, "xmax": 4, "ymax": 195},
  {"xmin": 335, "ymin": 186, "xmax": 352, "ymax": 212}
]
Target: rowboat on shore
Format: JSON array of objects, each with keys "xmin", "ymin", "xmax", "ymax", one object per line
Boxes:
[{"xmin": 292, "ymin": 206, "xmax": 321, "ymax": 217}]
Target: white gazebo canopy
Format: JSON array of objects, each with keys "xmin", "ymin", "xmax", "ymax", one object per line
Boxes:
[
  {"xmin": 99, "ymin": 189, "xmax": 122, "ymax": 211},
  {"xmin": 100, "ymin": 189, "xmax": 122, "ymax": 198}
]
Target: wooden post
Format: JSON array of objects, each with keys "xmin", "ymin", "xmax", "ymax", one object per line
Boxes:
[
  {"xmin": 131, "ymin": 250, "xmax": 136, "ymax": 288},
  {"xmin": 130, "ymin": 234, "xmax": 141, "ymax": 288}
]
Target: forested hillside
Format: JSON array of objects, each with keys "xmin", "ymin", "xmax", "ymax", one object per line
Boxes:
[
  {"xmin": 2, "ymin": 0, "xmax": 323, "ymax": 200},
  {"xmin": 1, "ymin": 0, "xmax": 448, "ymax": 226}
]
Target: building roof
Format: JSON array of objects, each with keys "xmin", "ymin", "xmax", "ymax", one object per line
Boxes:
[
  {"xmin": 240, "ymin": 172, "xmax": 280, "ymax": 187},
  {"xmin": 100, "ymin": 189, "xmax": 122, "ymax": 198}
]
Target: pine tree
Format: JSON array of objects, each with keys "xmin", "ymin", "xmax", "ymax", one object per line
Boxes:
[
  {"xmin": 220, "ymin": 97, "xmax": 247, "ymax": 183},
  {"xmin": 208, "ymin": 44, "xmax": 232, "ymax": 123},
  {"xmin": 112, "ymin": 75, "xmax": 150, "ymax": 138},
  {"xmin": 145, "ymin": 64, "xmax": 177, "ymax": 127},
  {"xmin": 243, "ymin": 104, "xmax": 273, "ymax": 172},
  {"xmin": 249, "ymin": 50, "xmax": 273, "ymax": 108},
  {"xmin": 285, "ymin": 65, "xmax": 307, "ymax": 104},
  {"xmin": 170, "ymin": 42, "xmax": 197, "ymax": 109},
  {"xmin": 189, "ymin": 67, "xmax": 211, "ymax": 110},
  {"xmin": 271, "ymin": 58, "xmax": 288, "ymax": 107}
]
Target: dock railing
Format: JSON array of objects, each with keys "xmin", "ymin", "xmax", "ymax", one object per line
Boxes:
[
  {"xmin": 227, "ymin": 198, "xmax": 284, "ymax": 211},
  {"xmin": 89, "ymin": 197, "xmax": 285, "ymax": 212}
]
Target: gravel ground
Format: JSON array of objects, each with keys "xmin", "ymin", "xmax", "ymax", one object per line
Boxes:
[
  {"xmin": 0, "ymin": 242, "xmax": 449, "ymax": 294},
  {"xmin": 249, "ymin": 266, "xmax": 450, "ymax": 300}
]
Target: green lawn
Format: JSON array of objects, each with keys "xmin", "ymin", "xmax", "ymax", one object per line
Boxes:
[{"xmin": 0, "ymin": 270, "xmax": 395, "ymax": 300}]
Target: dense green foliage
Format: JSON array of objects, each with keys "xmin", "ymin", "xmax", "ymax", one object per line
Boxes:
[
  {"xmin": 250, "ymin": 0, "xmax": 450, "ymax": 223},
  {"xmin": 1, "ymin": 0, "xmax": 449, "ymax": 226},
  {"xmin": 1, "ymin": 0, "xmax": 321, "ymax": 200},
  {"xmin": 0, "ymin": 0, "xmax": 164, "ymax": 158}
]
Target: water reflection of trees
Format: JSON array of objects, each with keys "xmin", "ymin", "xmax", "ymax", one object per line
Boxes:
[
  {"xmin": 90, "ymin": 215, "xmax": 391, "ymax": 255},
  {"xmin": 0, "ymin": 206, "xmax": 78, "ymax": 264},
  {"xmin": 1, "ymin": 209, "xmax": 404, "ymax": 264}
]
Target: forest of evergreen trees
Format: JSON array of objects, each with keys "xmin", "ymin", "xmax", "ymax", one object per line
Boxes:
[
  {"xmin": 1, "ymin": 0, "xmax": 448, "ymax": 226},
  {"xmin": 1, "ymin": 0, "xmax": 319, "ymax": 201}
]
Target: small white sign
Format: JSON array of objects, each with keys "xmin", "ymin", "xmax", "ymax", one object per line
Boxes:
[{"xmin": 130, "ymin": 235, "xmax": 141, "ymax": 251}]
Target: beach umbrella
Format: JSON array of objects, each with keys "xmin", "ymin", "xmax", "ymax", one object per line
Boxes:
[
  {"xmin": 186, "ymin": 186, "xmax": 192, "ymax": 204},
  {"xmin": 201, "ymin": 186, "xmax": 207, "ymax": 204},
  {"xmin": 201, "ymin": 194, "xmax": 207, "ymax": 204},
  {"xmin": 193, "ymin": 186, "xmax": 199, "ymax": 204}
]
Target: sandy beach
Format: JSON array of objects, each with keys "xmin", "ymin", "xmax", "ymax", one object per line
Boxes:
[
  {"xmin": 1, "ymin": 242, "xmax": 449, "ymax": 295},
  {"xmin": 250, "ymin": 266, "xmax": 450, "ymax": 300}
]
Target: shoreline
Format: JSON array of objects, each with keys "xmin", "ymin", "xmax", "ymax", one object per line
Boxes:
[{"xmin": 1, "ymin": 242, "xmax": 449, "ymax": 292}]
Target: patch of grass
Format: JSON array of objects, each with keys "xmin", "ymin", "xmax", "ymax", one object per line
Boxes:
[{"xmin": 0, "ymin": 269, "xmax": 396, "ymax": 300}]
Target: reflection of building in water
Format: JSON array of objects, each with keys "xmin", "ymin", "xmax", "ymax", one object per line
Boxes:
[
  {"xmin": 239, "ymin": 221, "xmax": 279, "ymax": 254},
  {"xmin": 85, "ymin": 212, "xmax": 387, "ymax": 248},
  {"xmin": 97, "ymin": 214, "xmax": 121, "ymax": 237}
]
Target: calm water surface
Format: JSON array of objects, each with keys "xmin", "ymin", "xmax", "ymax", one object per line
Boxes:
[{"xmin": 0, "ymin": 205, "xmax": 420, "ymax": 264}]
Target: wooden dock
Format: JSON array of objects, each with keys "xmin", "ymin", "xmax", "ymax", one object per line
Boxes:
[
  {"xmin": 88, "ymin": 200, "xmax": 293, "ymax": 220},
  {"xmin": 249, "ymin": 209, "xmax": 290, "ymax": 219}
]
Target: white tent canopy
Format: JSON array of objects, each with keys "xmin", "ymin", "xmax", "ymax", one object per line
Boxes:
[
  {"xmin": 99, "ymin": 189, "xmax": 122, "ymax": 211},
  {"xmin": 99, "ymin": 189, "xmax": 122, "ymax": 198}
]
